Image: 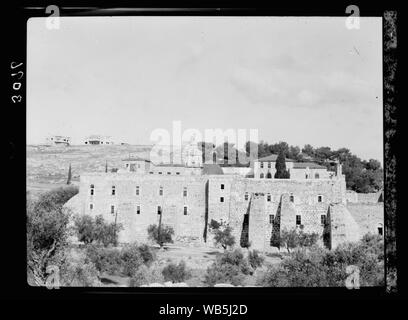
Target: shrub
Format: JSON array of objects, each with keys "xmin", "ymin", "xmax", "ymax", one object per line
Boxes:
[
  {"xmin": 85, "ymin": 243, "xmax": 157, "ymax": 277},
  {"xmin": 60, "ymin": 255, "xmax": 101, "ymax": 287},
  {"xmin": 162, "ymin": 260, "xmax": 192, "ymax": 283},
  {"xmin": 85, "ymin": 245, "xmax": 122, "ymax": 275},
  {"xmin": 120, "ymin": 244, "xmax": 144, "ymax": 277},
  {"xmin": 257, "ymin": 235, "xmax": 384, "ymax": 287},
  {"xmin": 27, "ymin": 186, "xmax": 78, "ymax": 285},
  {"xmin": 147, "ymin": 224, "xmax": 174, "ymax": 247},
  {"xmin": 94, "ymin": 215, "xmax": 123, "ymax": 247},
  {"xmin": 74, "ymin": 214, "xmax": 123, "ymax": 247},
  {"xmin": 213, "ymin": 225, "xmax": 235, "ymax": 250},
  {"xmin": 248, "ymin": 250, "xmax": 264, "ymax": 270},
  {"xmin": 203, "ymin": 249, "xmax": 251, "ymax": 287},
  {"xmin": 257, "ymin": 247, "xmax": 330, "ymax": 287},
  {"xmin": 204, "ymin": 263, "xmax": 244, "ymax": 287},
  {"xmin": 217, "ymin": 249, "xmax": 251, "ymax": 274},
  {"xmin": 74, "ymin": 215, "xmax": 95, "ymax": 244},
  {"xmin": 128, "ymin": 264, "xmax": 164, "ymax": 287},
  {"xmin": 137, "ymin": 243, "xmax": 156, "ymax": 266},
  {"xmin": 279, "ymin": 228, "xmax": 319, "ymax": 252},
  {"xmin": 209, "ymin": 219, "xmax": 221, "ymax": 230}
]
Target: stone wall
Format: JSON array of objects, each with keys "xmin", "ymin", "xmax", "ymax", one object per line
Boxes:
[
  {"xmin": 328, "ymin": 204, "xmax": 362, "ymax": 249},
  {"xmin": 221, "ymin": 167, "xmax": 252, "ymax": 176},
  {"xmin": 207, "ymin": 176, "xmax": 347, "ymax": 251},
  {"xmin": 78, "ymin": 172, "xmax": 207, "ymax": 244},
  {"xmin": 356, "ymin": 192, "xmax": 382, "ymax": 204},
  {"xmin": 65, "ymin": 171, "xmax": 378, "ymax": 252},
  {"xmin": 289, "ymin": 168, "xmax": 330, "ymax": 180},
  {"xmin": 347, "ymin": 203, "xmax": 384, "ymax": 236}
]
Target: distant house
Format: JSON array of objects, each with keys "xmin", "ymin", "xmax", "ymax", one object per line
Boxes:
[
  {"xmin": 252, "ymin": 154, "xmax": 331, "ymax": 179},
  {"xmin": 46, "ymin": 135, "xmax": 71, "ymax": 146},
  {"xmin": 84, "ymin": 135, "xmax": 114, "ymax": 145}
]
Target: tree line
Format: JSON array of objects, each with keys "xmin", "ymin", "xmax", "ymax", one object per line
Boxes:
[{"xmin": 198, "ymin": 140, "xmax": 383, "ymax": 193}]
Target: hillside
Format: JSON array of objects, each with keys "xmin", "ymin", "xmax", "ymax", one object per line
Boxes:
[{"xmin": 26, "ymin": 144, "xmax": 153, "ymax": 198}]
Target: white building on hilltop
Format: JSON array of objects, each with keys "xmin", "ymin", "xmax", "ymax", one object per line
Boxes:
[
  {"xmin": 84, "ymin": 135, "xmax": 114, "ymax": 145},
  {"xmin": 46, "ymin": 135, "xmax": 71, "ymax": 146}
]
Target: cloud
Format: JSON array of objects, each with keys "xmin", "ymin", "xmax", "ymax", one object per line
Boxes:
[{"xmin": 229, "ymin": 62, "xmax": 380, "ymax": 111}]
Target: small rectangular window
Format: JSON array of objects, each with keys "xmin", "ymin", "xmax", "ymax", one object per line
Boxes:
[
  {"xmin": 183, "ymin": 206, "xmax": 188, "ymax": 215},
  {"xmin": 167, "ymin": 172, "xmax": 171, "ymax": 175},
  {"xmin": 183, "ymin": 187, "xmax": 187, "ymax": 197},
  {"xmin": 112, "ymin": 186, "xmax": 116, "ymax": 195},
  {"xmin": 318, "ymin": 195, "xmax": 323, "ymax": 203},
  {"xmin": 137, "ymin": 205, "xmax": 141, "ymax": 215},
  {"xmin": 290, "ymin": 195, "xmax": 294, "ymax": 202},
  {"xmin": 136, "ymin": 186, "xmax": 140, "ymax": 195},
  {"xmin": 220, "ymin": 184, "xmax": 224, "ymax": 190},
  {"xmin": 111, "ymin": 205, "xmax": 115, "ymax": 214},
  {"xmin": 267, "ymin": 194, "xmax": 271, "ymax": 202},
  {"xmin": 158, "ymin": 172, "xmax": 162, "ymax": 175},
  {"xmin": 220, "ymin": 197, "xmax": 224, "ymax": 203},
  {"xmin": 244, "ymin": 192, "xmax": 249, "ymax": 201},
  {"xmin": 176, "ymin": 172, "xmax": 180, "ymax": 175},
  {"xmin": 159, "ymin": 187, "xmax": 163, "ymax": 196},
  {"xmin": 269, "ymin": 214, "xmax": 274, "ymax": 224},
  {"xmin": 268, "ymin": 162, "xmax": 271, "ymax": 168},
  {"xmin": 321, "ymin": 215, "xmax": 326, "ymax": 225},
  {"xmin": 90, "ymin": 204, "xmax": 93, "ymax": 210},
  {"xmin": 90, "ymin": 189, "xmax": 94, "ymax": 195},
  {"xmin": 260, "ymin": 162, "xmax": 264, "ymax": 168},
  {"xmin": 378, "ymin": 227, "xmax": 383, "ymax": 236},
  {"xmin": 296, "ymin": 215, "xmax": 301, "ymax": 225},
  {"xmin": 157, "ymin": 206, "xmax": 162, "ymax": 215}
]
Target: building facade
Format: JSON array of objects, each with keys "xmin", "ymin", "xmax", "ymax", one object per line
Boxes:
[
  {"xmin": 84, "ymin": 135, "xmax": 114, "ymax": 145},
  {"xmin": 65, "ymin": 154, "xmax": 383, "ymax": 252},
  {"xmin": 46, "ymin": 135, "xmax": 71, "ymax": 146}
]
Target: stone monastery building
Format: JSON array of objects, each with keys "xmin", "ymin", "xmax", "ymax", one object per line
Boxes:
[{"xmin": 66, "ymin": 143, "xmax": 384, "ymax": 251}]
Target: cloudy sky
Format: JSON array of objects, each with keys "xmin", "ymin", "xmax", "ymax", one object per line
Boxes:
[{"xmin": 27, "ymin": 16, "xmax": 383, "ymax": 162}]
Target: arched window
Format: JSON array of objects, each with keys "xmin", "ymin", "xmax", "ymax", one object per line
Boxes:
[
  {"xmin": 266, "ymin": 172, "xmax": 272, "ymax": 179},
  {"xmin": 315, "ymin": 173, "xmax": 320, "ymax": 179},
  {"xmin": 289, "ymin": 195, "xmax": 294, "ymax": 202},
  {"xmin": 111, "ymin": 186, "xmax": 116, "ymax": 195},
  {"xmin": 260, "ymin": 173, "xmax": 264, "ymax": 178},
  {"xmin": 90, "ymin": 184, "xmax": 94, "ymax": 195}
]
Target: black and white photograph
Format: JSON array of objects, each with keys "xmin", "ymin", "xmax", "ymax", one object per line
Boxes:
[
  {"xmin": 2, "ymin": 4, "xmax": 400, "ymax": 304},
  {"xmin": 24, "ymin": 13, "xmax": 388, "ymax": 290}
]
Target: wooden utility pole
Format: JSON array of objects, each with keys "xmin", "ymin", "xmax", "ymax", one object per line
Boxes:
[{"xmin": 158, "ymin": 208, "xmax": 163, "ymax": 248}]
